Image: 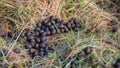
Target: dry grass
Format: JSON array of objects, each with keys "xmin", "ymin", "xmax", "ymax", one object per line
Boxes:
[{"xmin": 0, "ymin": 0, "xmax": 120, "ymax": 68}]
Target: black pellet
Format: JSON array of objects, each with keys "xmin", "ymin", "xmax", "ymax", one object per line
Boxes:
[
  {"xmin": 35, "ymin": 38, "xmax": 41, "ymax": 43},
  {"xmin": 50, "ymin": 29, "xmax": 56, "ymax": 35},
  {"xmin": 27, "ymin": 36, "xmax": 35, "ymax": 43},
  {"xmin": 40, "ymin": 32, "xmax": 46, "ymax": 36},
  {"xmin": 49, "ymin": 25, "xmax": 54, "ymax": 30},
  {"xmin": 27, "ymin": 36, "xmax": 34, "ymax": 40},
  {"xmin": 35, "ymin": 31, "xmax": 39, "ymax": 36},
  {"xmin": 33, "ymin": 51, "xmax": 39, "ymax": 56},
  {"xmin": 30, "ymin": 42, "xmax": 35, "ymax": 47},
  {"xmin": 8, "ymin": 32, "xmax": 13, "ymax": 37},
  {"xmin": 56, "ymin": 22, "xmax": 62, "ymax": 27},
  {"xmin": 34, "ymin": 27, "xmax": 41, "ymax": 32},
  {"xmin": 46, "ymin": 30, "xmax": 51, "ymax": 35},
  {"xmin": 39, "ymin": 51, "xmax": 45, "ymax": 57},
  {"xmin": 42, "ymin": 41, "xmax": 48, "ymax": 45},
  {"xmin": 84, "ymin": 47, "xmax": 92, "ymax": 55},
  {"xmin": 39, "ymin": 48, "xmax": 45, "ymax": 52},
  {"xmin": 66, "ymin": 22, "xmax": 72, "ymax": 29},
  {"xmin": 41, "ymin": 26, "xmax": 45, "ymax": 30},
  {"xmin": 20, "ymin": 31, "xmax": 26, "ymax": 37},
  {"xmin": 30, "ymin": 39, "xmax": 35, "ymax": 43},
  {"xmin": 40, "ymin": 36, "xmax": 46, "ymax": 41},
  {"xmin": 34, "ymin": 43, "xmax": 39, "ymax": 49},
  {"xmin": 40, "ymin": 43, "xmax": 46, "ymax": 48},
  {"xmin": 13, "ymin": 48, "xmax": 20, "ymax": 53},
  {"xmin": 39, "ymin": 30, "xmax": 44, "ymax": 34},
  {"xmin": 25, "ymin": 44, "xmax": 32, "ymax": 49},
  {"xmin": 44, "ymin": 27, "xmax": 49, "ymax": 31},
  {"xmin": 25, "ymin": 32, "xmax": 31, "ymax": 37}
]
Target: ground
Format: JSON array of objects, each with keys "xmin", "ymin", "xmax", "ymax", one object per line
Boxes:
[{"xmin": 0, "ymin": 0, "xmax": 120, "ymax": 68}]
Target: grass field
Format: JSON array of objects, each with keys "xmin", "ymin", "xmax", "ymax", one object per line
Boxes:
[{"xmin": 0, "ymin": 0, "xmax": 120, "ymax": 68}]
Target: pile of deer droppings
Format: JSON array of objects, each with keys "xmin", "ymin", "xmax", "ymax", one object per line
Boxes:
[
  {"xmin": 1, "ymin": 16, "xmax": 92, "ymax": 58},
  {"xmin": 21, "ymin": 16, "xmax": 82, "ymax": 57}
]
